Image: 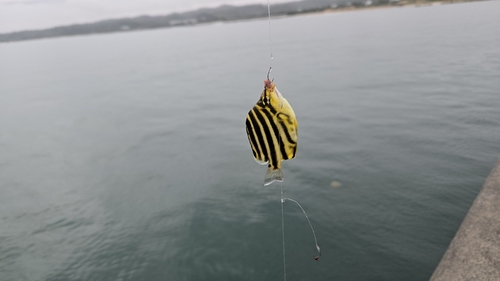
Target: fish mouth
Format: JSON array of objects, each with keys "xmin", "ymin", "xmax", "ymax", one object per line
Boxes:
[
  {"xmin": 264, "ymin": 79, "xmax": 282, "ymax": 106},
  {"xmin": 264, "ymin": 79, "xmax": 274, "ymax": 90}
]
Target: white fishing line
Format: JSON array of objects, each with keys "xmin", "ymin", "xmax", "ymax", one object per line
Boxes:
[
  {"xmin": 283, "ymin": 197, "xmax": 321, "ymax": 259},
  {"xmin": 280, "ymin": 184, "xmax": 287, "ymax": 281},
  {"xmin": 267, "ymin": 0, "xmax": 274, "ymax": 66},
  {"xmin": 267, "ymin": 3, "xmax": 319, "ymax": 281},
  {"xmin": 279, "ymin": 191, "xmax": 321, "ymax": 281}
]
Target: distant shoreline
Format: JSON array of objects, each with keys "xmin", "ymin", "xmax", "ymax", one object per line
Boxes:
[
  {"xmin": 0, "ymin": 0, "xmax": 487, "ymax": 44},
  {"xmin": 291, "ymin": 0, "xmax": 485, "ymax": 16}
]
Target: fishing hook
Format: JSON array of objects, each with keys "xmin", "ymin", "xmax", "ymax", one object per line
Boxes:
[{"xmin": 267, "ymin": 66, "xmax": 274, "ymax": 81}]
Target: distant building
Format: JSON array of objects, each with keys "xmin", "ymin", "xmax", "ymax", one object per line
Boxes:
[
  {"xmin": 365, "ymin": 0, "xmax": 373, "ymax": 5},
  {"xmin": 169, "ymin": 19, "xmax": 198, "ymax": 26}
]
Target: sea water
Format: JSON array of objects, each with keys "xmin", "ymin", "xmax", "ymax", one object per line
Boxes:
[{"xmin": 1, "ymin": 1, "xmax": 499, "ymax": 280}]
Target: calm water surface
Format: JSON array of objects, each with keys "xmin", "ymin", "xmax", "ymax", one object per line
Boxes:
[{"xmin": 1, "ymin": 1, "xmax": 500, "ymax": 280}]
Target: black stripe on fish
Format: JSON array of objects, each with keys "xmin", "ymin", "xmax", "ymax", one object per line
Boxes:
[
  {"xmin": 260, "ymin": 108, "xmax": 288, "ymax": 166},
  {"xmin": 278, "ymin": 120, "xmax": 297, "ymax": 145},
  {"xmin": 256, "ymin": 102, "xmax": 278, "ymax": 116},
  {"xmin": 253, "ymin": 108, "xmax": 279, "ymax": 168},
  {"xmin": 245, "ymin": 118, "xmax": 259, "ymax": 159},
  {"xmin": 248, "ymin": 109, "xmax": 268, "ymax": 163},
  {"xmin": 278, "ymin": 112, "xmax": 295, "ymax": 126}
]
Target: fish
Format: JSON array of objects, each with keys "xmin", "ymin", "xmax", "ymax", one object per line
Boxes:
[{"xmin": 245, "ymin": 79, "xmax": 298, "ymax": 186}]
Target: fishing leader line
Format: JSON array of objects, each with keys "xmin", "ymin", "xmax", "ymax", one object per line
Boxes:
[
  {"xmin": 282, "ymin": 197, "xmax": 322, "ymax": 260},
  {"xmin": 280, "ymin": 183, "xmax": 287, "ymax": 281},
  {"xmin": 267, "ymin": 0, "xmax": 274, "ymax": 69},
  {"xmin": 279, "ymin": 185, "xmax": 322, "ymax": 281},
  {"xmin": 272, "ymin": 1, "xmax": 283, "ymax": 275},
  {"xmin": 266, "ymin": 2, "xmax": 320, "ymax": 280}
]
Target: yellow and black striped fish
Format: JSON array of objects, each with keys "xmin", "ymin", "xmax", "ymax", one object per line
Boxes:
[{"xmin": 245, "ymin": 79, "xmax": 298, "ymax": 186}]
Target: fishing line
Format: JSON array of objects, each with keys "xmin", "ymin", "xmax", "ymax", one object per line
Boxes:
[
  {"xmin": 267, "ymin": 0, "xmax": 273, "ymax": 72},
  {"xmin": 268, "ymin": 1, "xmax": 282, "ymax": 276},
  {"xmin": 283, "ymin": 197, "xmax": 321, "ymax": 260},
  {"xmin": 280, "ymin": 184, "xmax": 287, "ymax": 281},
  {"xmin": 266, "ymin": 2, "xmax": 319, "ymax": 280}
]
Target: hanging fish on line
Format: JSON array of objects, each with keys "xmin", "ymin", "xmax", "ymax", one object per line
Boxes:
[{"xmin": 245, "ymin": 73, "xmax": 298, "ymax": 186}]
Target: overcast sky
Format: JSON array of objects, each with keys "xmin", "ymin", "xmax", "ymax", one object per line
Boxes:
[{"xmin": 0, "ymin": 0, "xmax": 293, "ymax": 33}]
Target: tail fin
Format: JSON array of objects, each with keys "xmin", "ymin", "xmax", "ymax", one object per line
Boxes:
[{"xmin": 264, "ymin": 167, "xmax": 284, "ymax": 186}]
